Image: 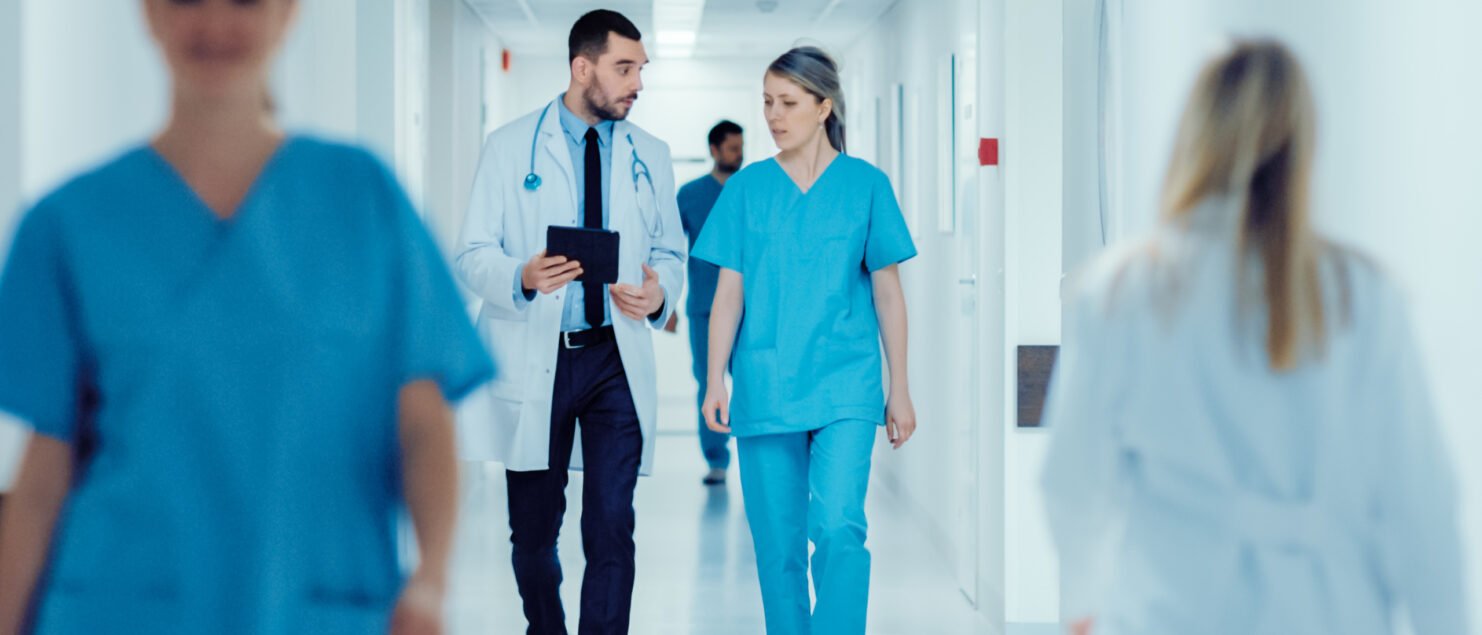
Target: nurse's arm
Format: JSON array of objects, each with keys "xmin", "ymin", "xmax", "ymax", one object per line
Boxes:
[
  {"xmin": 392, "ymin": 380, "xmax": 459, "ymax": 629},
  {"xmin": 872, "ymin": 265, "xmax": 916, "ymax": 449},
  {"xmin": 0, "ymin": 433, "xmax": 72, "ymax": 634},
  {"xmin": 702, "ymin": 268, "xmax": 744, "ymax": 433}
]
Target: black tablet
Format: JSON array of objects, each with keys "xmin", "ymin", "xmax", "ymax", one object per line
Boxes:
[{"xmin": 546, "ymin": 226, "xmax": 620, "ymax": 284}]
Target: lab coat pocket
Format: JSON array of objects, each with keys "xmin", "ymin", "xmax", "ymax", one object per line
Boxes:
[{"xmin": 731, "ymin": 348, "xmax": 783, "ymax": 424}]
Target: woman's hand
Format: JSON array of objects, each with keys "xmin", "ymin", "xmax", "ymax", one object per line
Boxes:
[
  {"xmin": 885, "ymin": 389, "xmax": 916, "ymax": 449},
  {"xmin": 389, "ymin": 572, "xmax": 445, "ymax": 635},
  {"xmin": 702, "ymin": 382, "xmax": 731, "ymax": 434},
  {"xmin": 1069, "ymin": 617, "xmax": 1094, "ymax": 635}
]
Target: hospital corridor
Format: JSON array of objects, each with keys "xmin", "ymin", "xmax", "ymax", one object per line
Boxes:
[{"xmin": 0, "ymin": 1, "xmax": 1479, "ymax": 634}]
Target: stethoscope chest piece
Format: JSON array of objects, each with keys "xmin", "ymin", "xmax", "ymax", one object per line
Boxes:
[{"xmin": 523, "ymin": 173, "xmax": 542, "ymax": 191}]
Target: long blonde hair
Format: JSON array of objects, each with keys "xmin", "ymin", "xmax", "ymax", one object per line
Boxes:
[{"xmin": 1161, "ymin": 39, "xmax": 1323, "ymax": 371}]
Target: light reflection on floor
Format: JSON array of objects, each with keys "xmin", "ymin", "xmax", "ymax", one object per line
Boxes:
[{"xmin": 446, "ymin": 431, "xmax": 991, "ymax": 634}]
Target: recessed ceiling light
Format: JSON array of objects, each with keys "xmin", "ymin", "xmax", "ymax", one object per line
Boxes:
[{"xmin": 653, "ymin": 0, "xmax": 705, "ymax": 58}]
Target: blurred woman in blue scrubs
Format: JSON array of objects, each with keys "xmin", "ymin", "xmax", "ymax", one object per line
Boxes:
[
  {"xmin": 1041, "ymin": 40, "xmax": 1469, "ymax": 635},
  {"xmin": 0, "ymin": 1, "xmax": 492, "ymax": 633},
  {"xmin": 693, "ymin": 47, "xmax": 918, "ymax": 635}
]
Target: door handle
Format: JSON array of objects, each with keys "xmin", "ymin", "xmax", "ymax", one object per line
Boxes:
[{"xmin": 958, "ymin": 275, "xmax": 977, "ymax": 285}]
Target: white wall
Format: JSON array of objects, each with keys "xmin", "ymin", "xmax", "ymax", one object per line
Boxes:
[
  {"xmin": 18, "ymin": 0, "xmax": 410, "ymax": 197},
  {"xmin": 624, "ymin": 57, "xmax": 775, "ymax": 187},
  {"xmin": 274, "ymin": 0, "xmax": 359, "ymax": 141},
  {"xmin": 975, "ymin": 0, "xmax": 1011, "ymax": 626},
  {"xmin": 1329, "ymin": 4, "xmax": 1482, "ymax": 624},
  {"xmin": 1109, "ymin": 0, "xmax": 1482, "ymax": 626},
  {"xmin": 0, "ymin": 0, "xmax": 23, "ymax": 491},
  {"xmin": 840, "ymin": 0, "xmax": 1008, "ymax": 624},
  {"xmin": 395, "ymin": 0, "xmax": 431, "ymax": 215},
  {"xmin": 1061, "ymin": 0, "xmax": 1105, "ymax": 274},
  {"xmin": 1, "ymin": 1, "xmax": 19, "ymax": 220},
  {"xmin": 355, "ymin": 1, "xmax": 398, "ymax": 166},
  {"xmin": 425, "ymin": 0, "xmax": 494, "ymax": 255},
  {"xmin": 1001, "ymin": 0, "xmax": 1063, "ymax": 624},
  {"xmin": 20, "ymin": 0, "xmax": 166, "ymax": 199}
]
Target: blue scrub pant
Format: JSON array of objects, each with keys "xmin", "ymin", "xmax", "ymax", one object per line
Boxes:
[
  {"xmin": 687, "ymin": 314, "xmax": 731, "ymax": 470},
  {"xmin": 737, "ymin": 420, "xmax": 876, "ymax": 635},
  {"xmin": 507, "ymin": 339, "xmax": 643, "ymax": 635}
]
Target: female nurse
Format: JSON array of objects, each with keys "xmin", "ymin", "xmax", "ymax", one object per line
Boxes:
[
  {"xmin": 1040, "ymin": 40, "xmax": 1469, "ymax": 635},
  {"xmin": 693, "ymin": 46, "xmax": 918, "ymax": 635},
  {"xmin": 0, "ymin": 1, "xmax": 493, "ymax": 633}
]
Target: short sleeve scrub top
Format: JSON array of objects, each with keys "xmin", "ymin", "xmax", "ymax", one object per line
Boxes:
[
  {"xmin": 0, "ymin": 137, "xmax": 494, "ymax": 634},
  {"xmin": 691, "ymin": 155, "xmax": 916, "ymax": 436}
]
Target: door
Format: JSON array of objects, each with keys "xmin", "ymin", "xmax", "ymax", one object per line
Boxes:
[{"xmin": 944, "ymin": 33, "xmax": 984, "ymax": 604}]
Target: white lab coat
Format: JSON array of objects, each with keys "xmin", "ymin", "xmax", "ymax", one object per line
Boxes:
[
  {"xmin": 1041, "ymin": 198, "xmax": 1469, "ymax": 635},
  {"xmin": 453, "ymin": 99, "xmax": 685, "ymax": 476}
]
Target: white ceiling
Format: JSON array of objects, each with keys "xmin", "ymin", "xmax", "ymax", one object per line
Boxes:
[{"xmin": 463, "ymin": 0, "xmax": 900, "ymax": 59}]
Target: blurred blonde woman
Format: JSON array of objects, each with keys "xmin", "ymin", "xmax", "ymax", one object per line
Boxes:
[{"xmin": 1040, "ymin": 40, "xmax": 1468, "ymax": 635}]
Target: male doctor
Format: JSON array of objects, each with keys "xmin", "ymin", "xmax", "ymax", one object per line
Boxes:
[{"xmin": 455, "ymin": 9, "xmax": 684, "ymax": 635}]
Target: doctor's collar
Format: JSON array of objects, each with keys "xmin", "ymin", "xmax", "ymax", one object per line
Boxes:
[{"xmin": 556, "ymin": 93, "xmax": 614, "ymax": 147}]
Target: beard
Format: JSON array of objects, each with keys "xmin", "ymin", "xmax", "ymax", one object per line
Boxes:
[
  {"xmin": 717, "ymin": 158, "xmax": 742, "ymax": 174},
  {"xmin": 584, "ymin": 83, "xmax": 634, "ymax": 121}
]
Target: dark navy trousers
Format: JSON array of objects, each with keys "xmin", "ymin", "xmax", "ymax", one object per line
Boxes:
[{"xmin": 507, "ymin": 338, "xmax": 643, "ymax": 635}]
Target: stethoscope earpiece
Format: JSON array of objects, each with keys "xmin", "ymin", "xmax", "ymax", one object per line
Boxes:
[{"xmin": 524, "ymin": 173, "xmax": 542, "ymax": 191}]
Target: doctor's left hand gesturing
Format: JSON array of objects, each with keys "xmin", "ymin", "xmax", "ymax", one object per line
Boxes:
[{"xmin": 610, "ymin": 263, "xmax": 665, "ymax": 321}]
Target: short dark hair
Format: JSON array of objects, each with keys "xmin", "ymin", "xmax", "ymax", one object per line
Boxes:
[
  {"xmin": 569, "ymin": 10, "xmax": 642, "ymax": 63},
  {"xmin": 708, "ymin": 120, "xmax": 743, "ymax": 148}
]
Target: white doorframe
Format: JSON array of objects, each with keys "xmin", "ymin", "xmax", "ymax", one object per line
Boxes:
[{"xmin": 973, "ymin": 0, "xmax": 1010, "ymax": 626}]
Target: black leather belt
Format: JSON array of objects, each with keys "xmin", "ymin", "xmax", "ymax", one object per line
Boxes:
[{"xmin": 560, "ymin": 325, "xmax": 615, "ymax": 349}]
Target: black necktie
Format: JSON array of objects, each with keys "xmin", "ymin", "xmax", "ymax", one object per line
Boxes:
[{"xmin": 583, "ymin": 127, "xmax": 604, "ymax": 328}]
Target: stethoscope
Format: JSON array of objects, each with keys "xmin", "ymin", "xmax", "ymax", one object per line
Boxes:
[{"xmin": 523, "ymin": 102, "xmax": 662, "ymax": 238}]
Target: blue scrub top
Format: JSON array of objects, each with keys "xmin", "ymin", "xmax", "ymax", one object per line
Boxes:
[
  {"xmin": 677, "ymin": 173, "xmax": 724, "ymax": 316},
  {"xmin": 0, "ymin": 136, "xmax": 494, "ymax": 634},
  {"xmin": 692, "ymin": 155, "xmax": 916, "ymax": 436}
]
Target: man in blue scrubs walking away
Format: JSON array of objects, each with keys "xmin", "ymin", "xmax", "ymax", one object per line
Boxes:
[{"xmin": 678, "ymin": 121, "xmax": 744, "ymax": 485}]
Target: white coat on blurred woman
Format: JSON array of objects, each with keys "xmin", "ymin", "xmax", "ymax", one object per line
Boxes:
[{"xmin": 1041, "ymin": 39, "xmax": 1469, "ymax": 635}]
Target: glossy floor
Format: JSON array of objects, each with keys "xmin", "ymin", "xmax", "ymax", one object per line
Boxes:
[{"xmin": 445, "ymin": 432, "xmax": 993, "ymax": 634}]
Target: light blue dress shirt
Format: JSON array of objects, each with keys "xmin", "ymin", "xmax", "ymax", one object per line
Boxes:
[{"xmin": 511, "ymin": 94, "xmax": 614, "ymax": 332}]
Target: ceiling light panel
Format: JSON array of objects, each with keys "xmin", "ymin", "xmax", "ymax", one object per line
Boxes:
[{"xmin": 652, "ymin": 0, "xmax": 705, "ymax": 58}]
